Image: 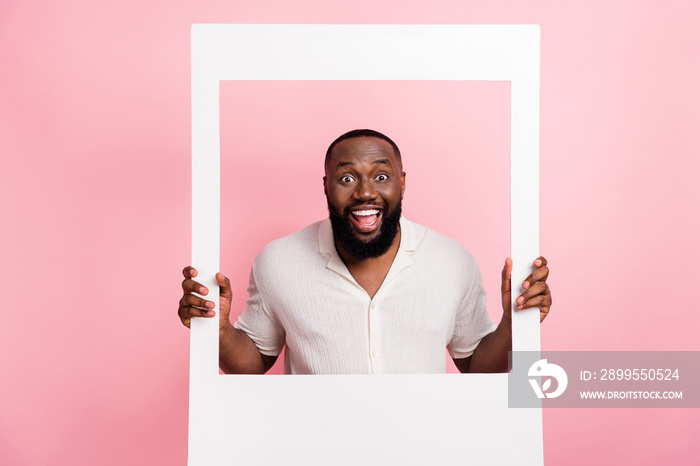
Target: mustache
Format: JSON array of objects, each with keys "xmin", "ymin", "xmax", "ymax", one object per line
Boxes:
[{"xmin": 342, "ymin": 203, "xmax": 386, "ymax": 215}]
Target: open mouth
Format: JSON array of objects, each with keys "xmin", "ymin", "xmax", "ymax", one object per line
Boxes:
[{"xmin": 349, "ymin": 208, "xmax": 382, "ymax": 233}]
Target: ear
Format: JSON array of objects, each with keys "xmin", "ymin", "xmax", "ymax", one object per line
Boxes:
[
  {"xmin": 400, "ymin": 172, "xmax": 406, "ymax": 199},
  {"xmin": 323, "ymin": 175, "xmax": 328, "ymax": 196}
]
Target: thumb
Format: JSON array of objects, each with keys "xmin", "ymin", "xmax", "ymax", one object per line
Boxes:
[
  {"xmin": 501, "ymin": 257, "xmax": 513, "ymax": 315},
  {"xmin": 216, "ymin": 272, "xmax": 233, "ymax": 300}
]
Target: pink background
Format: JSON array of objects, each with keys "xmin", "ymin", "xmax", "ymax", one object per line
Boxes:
[
  {"xmin": 220, "ymin": 80, "xmax": 510, "ymax": 374},
  {"xmin": 1, "ymin": 1, "xmax": 698, "ymax": 465}
]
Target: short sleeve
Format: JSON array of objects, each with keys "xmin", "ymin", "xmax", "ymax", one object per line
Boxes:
[
  {"xmin": 447, "ymin": 260, "xmax": 497, "ymax": 359},
  {"xmin": 233, "ymin": 264, "xmax": 286, "ymax": 357}
]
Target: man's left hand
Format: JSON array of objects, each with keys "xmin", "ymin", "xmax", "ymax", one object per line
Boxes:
[{"xmin": 501, "ymin": 256, "xmax": 552, "ymax": 323}]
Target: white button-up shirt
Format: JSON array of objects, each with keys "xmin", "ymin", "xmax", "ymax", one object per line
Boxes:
[{"xmin": 235, "ymin": 217, "xmax": 496, "ymax": 374}]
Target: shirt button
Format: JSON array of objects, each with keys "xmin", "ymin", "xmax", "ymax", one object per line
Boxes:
[
  {"xmin": 370, "ymin": 302, "xmax": 376, "ymax": 309},
  {"xmin": 372, "ymin": 350, "xmax": 379, "ymax": 357}
]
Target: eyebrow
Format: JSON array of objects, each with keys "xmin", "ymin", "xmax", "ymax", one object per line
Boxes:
[{"xmin": 336, "ymin": 159, "xmax": 392, "ymax": 168}]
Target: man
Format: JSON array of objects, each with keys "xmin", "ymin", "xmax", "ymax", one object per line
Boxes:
[{"xmin": 178, "ymin": 129, "xmax": 551, "ymax": 374}]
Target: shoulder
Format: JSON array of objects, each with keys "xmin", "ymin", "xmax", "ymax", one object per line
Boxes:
[
  {"xmin": 405, "ymin": 218, "xmax": 479, "ymax": 273},
  {"xmin": 406, "ymin": 218, "xmax": 476, "ymax": 260},
  {"xmin": 253, "ymin": 221, "xmax": 324, "ymax": 273}
]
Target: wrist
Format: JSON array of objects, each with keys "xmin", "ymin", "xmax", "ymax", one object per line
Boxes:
[{"xmin": 219, "ymin": 320, "xmax": 235, "ymax": 339}]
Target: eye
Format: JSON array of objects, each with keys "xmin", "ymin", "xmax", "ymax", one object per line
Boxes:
[
  {"xmin": 375, "ymin": 174, "xmax": 389, "ymax": 181},
  {"xmin": 340, "ymin": 175, "xmax": 355, "ymax": 183}
]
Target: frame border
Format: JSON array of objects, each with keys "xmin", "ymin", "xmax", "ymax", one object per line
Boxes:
[{"xmin": 190, "ymin": 24, "xmax": 542, "ymax": 466}]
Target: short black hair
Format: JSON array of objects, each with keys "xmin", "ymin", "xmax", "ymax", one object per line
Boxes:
[{"xmin": 324, "ymin": 129, "xmax": 402, "ymax": 170}]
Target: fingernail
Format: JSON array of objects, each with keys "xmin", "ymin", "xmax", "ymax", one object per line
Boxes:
[
  {"xmin": 199, "ymin": 287, "xmax": 207, "ymax": 294},
  {"xmin": 207, "ymin": 310, "xmax": 216, "ymax": 317},
  {"xmin": 516, "ymin": 296, "xmax": 524, "ymax": 304},
  {"xmin": 205, "ymin": 302, "xmax": 214, "ymax": 309},
  {"xmin": 517, "ymin": 305, "xmax": 524, "ymax": 310},
  {"xmin": 535, "ymin": 260, "xmax": 542, "ymax": 266},
  {"xmin": 523, "ymin": 281, "xmax": 529, "ymax": 289}
]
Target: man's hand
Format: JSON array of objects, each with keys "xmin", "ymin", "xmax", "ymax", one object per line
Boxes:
[
  {"xmin": 178, "ymin": 267, "xmax": 276, "ymax": 373},
  {"xmin": 178, "ymin": 266, "xmax": 233, "ymax": 330},
  {"xmin": 455, "ymin": 257, "xmax": 552, "ymax": 373},
  {"xmin": 501, "ymin": 256, "xmax": 552, "ymax": 322}
]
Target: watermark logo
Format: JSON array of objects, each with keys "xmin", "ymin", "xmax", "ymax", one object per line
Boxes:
[
  {"xmin": 528, "ymin": 359, "xmax": 568, "ymax": 399},
  {"xmin": 510, "ymin": 352, "xmax": 698, "ymax": 408}
]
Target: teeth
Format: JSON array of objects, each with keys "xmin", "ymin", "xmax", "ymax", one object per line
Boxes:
[{"xmin": 353, "ymin": 209, "xmax": 379, "ymax": 216}]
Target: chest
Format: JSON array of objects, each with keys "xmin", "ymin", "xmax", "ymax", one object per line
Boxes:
[{"xmin": 350, "ymin": 267, "xmax": 390, "ymax": 299}]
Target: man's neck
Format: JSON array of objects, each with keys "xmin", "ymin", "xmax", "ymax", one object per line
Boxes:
[{"xmin": 334, "ymin": 228, "xmax": 402, "ymax": 299}]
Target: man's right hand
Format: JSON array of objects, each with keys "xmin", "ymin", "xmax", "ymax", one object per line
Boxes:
[
  {"xmin": 178, "ymin": 266, "xmax": 233, "ymax": 330},
  {"xmin": 178, "ymin": 266, "xmax": 277, "ymax": 374}
]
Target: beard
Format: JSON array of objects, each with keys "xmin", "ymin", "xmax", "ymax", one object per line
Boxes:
[{"xmin": 327, "ymin": 199, "xmax": 402, "ymax": 261}]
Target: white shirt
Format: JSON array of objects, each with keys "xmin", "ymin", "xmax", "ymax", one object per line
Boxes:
[{"xmin": 234, "ymin": 217, "xmax": 497, "ymax": 374}]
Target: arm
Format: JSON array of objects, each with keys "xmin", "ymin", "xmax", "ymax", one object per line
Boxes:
[
  {"xmin": 453, "ymin": 257, "xmax": 552, "ymax": 373},
  {"xmin": 453, "ymin": 317, "xmax": 511, "ymax": 373},
  {"xmin": 218, "ymin": 323, "xmax": 278, "ymax": 374},
  {"xmin": 178, "ymin": 267, "xmax": 277, "ymax": 374}
]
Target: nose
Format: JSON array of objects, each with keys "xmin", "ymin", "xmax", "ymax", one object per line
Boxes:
[{"xmin": 353, "ymin": 177, "xmax": 378, "ymax": 202}]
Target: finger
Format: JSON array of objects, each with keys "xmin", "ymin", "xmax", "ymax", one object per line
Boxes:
[
  {"xmin": 522, "ymin": 266, "xmax": 549, "ymax": 290},
  {"xmin": 179, "ymin": 302, "xmax": 216, "ymax": 317},
  {"xmin": 178, "ymin": 300, "xmax": 216, "ymax": 328},
  {"xmin": 516, "ymin": 282, "xmax": 549, "ymax": 307},
  {"xmin": 178, "ymin": 294, "xmax": 216, "ymax": 317},
  {"xmin": 533, "ymin": 256, "xmax": 548, "ymax": 268},
  {"xmin": 178, "ymin": 303, "xmax": 216, "ymax": 323},
  {"xmin": 540, "ymin": 306, "xmax": 550, "ymax": 323},
  {"xmin": 180, "ymin": 294, "xmax": 216, "ymax": 311},
  {"xmin": 501, "ymin": 257, "xmax": 513, "ymax": 295},
  {"xmin": 216, "ymin": 272, "xmax": 232, "ymax": 300},
  {"xmin": 182, "ymin": 266, "xmax": 198, "ymax": 279},
  {"xmin": 501, "ymin": 257, "xmax": 513, "ymax": 315},
  {"xmin": 182, "ymin": 277, "xmax": 209, "ymax": 295},
  {"xmin": 516, "ymin": 287, "xmax": 552, "ymax": 311},
  {"xmin": 515, "ymin": 294, "xmax": 550, "ymax": 311}
]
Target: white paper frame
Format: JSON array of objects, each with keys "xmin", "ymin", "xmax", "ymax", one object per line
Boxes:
[{"xmin": 190, "ymin": 24, "xmax": 541, "ymax": 465}]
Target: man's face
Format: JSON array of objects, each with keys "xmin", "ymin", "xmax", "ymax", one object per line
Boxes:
[{"xmin": 324, "ymin": 136, "xmax": 406, "ymax": 260}]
